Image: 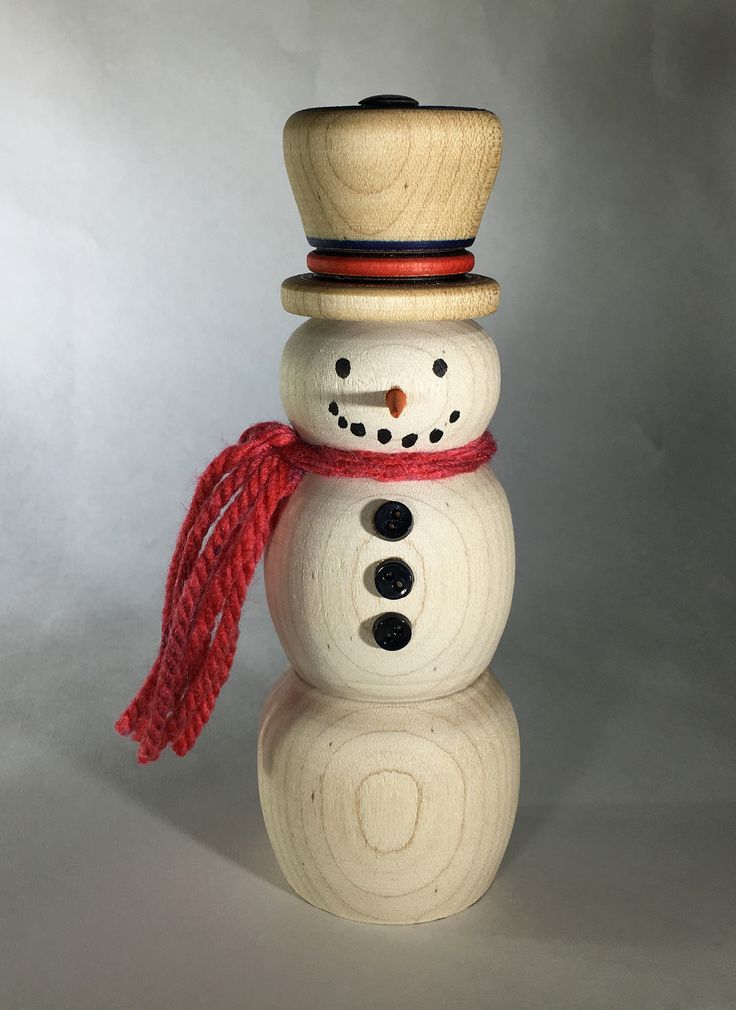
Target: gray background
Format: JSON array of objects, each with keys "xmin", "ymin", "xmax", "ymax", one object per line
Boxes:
[{"xmin": 1, "ymin": 0, "xmax": 735, "ymax": 1007}]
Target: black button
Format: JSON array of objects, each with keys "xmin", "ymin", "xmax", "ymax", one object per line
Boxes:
[
  {"xmin": 374, "ymin": 559, "xmax": 414, "ymax": 600},
  {"xmin": 372, "ymin": 501, "xmax": 413, "ymax": 540},
  {"xmin": 372, "ymin": 612, "xmax": 412, "ymax": 651}
]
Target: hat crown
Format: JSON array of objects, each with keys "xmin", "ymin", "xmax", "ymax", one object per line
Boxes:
[{"xmin": 283, "ymin": 97, "xmax": 503, "ymax": 250}]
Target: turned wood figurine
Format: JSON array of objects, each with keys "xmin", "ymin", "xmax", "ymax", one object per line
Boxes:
[{"xmin": 117, "ymin": 94, "xmax": 519, "ymax": 925}]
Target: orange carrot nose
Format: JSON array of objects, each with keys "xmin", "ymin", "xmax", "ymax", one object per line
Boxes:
[{"xmin": 385, "ymin": 387, "xmax": 407, "ymax": 418}]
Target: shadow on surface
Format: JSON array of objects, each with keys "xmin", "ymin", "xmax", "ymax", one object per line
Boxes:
[
  {"xmin": 4, "ymin": 584, "xmax": 624, "ymax": 895},
  {"xmin": 471, "ymin": 801, "xmax": 736, "ymax": 950},
  {"xmin": 5, "ymin": 600, "xmax": 292, "ymax": 895}
]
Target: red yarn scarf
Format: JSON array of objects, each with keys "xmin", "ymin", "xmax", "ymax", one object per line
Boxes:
[{"xmin": 116, "ymin": 421, "xmax": 496, "ymax": 763}]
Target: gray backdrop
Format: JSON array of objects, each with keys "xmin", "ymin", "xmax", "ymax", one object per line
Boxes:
[{"xmin": 1, "ymin": 0, "xmax": 734, "ymax": 1007}]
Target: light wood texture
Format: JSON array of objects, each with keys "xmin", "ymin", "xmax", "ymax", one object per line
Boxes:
[
  {"xmin": 268, "ymin": 317, "xmax": 514, "ymax": 701},
  {"xmin": 258, "ymin": 667, "xmax": 519, "ymax": 924},
  {"xmin": 259, "ymin": 100, "xmax": 518, "ymax": 925},
  {"xmin": 264, "ymin": 469, "xmax": 514, "ymax": 701},
  {"xmin": 281, "ymin": 273, "xmax": 499, "ymax": 321},
  {"xmin": 280, "ymin": 318, "xmax": 501, "ymax": 454},
  {"xmin": 283, "ymin": 106, "xmax": 503, "ymax": 246}
]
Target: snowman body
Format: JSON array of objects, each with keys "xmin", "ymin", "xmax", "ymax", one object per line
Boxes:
[
  {"xmin": 259, "ymin": 317, "xmax": 519, "ymax": 923},
  {"xmin": 264, "ymin": 319, "xmax": 514, "ymax": 703},
  {"xmin": 257, "ymin": 96, "xmax": 519, "ymax": 924}
]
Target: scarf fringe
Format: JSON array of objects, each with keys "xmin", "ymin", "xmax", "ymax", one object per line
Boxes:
[{"xmin": 116, "ymin": 422, "xmax": 495, "ymax": 762}]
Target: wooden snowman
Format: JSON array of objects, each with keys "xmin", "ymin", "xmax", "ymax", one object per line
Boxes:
[
  {"xmin": 259, "ymin": 95, "xmax": 519, "ymax": 924},
  {"xmin": 116, "ymin": 94, "xmax": 518, "ymax": 926}
]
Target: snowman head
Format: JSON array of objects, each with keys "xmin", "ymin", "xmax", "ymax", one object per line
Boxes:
[{"xmin": 280, "ymin": 318, "xmax": 500, "ymax": 452}]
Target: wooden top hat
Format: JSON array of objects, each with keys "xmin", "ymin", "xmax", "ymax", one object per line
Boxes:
[{"xmin": 281, "ymin": 95, "xmax": 503, "ymax": 322}]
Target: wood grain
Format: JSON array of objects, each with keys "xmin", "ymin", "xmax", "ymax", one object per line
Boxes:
[
  {"xmin": 258, "ymin": 667, "xmax": 519, "ymax": 924},
  {"xmin": 281, "ymin": 273, "xmax": 499, "ymax": 321},
  {"xmin": 264, "ymin": 469, "xmax": 514, "ymax": 701},
  {"xmin": 279, "ymin": 317, "xmax": 502, "ymax": 454},
  {"xmin": 257, "ymin": 100, "xmax": 519, "ymax": 924},
  {"xmin": 267, "ymin": 315, "xmax": 514, "ymax": 702},
  {"xmin": 283, "ymin": 107, "xmax": 503, "ymax": 247}
]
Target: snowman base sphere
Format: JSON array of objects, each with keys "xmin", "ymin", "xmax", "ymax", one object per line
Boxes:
[{"xmin": 258, "ymin": 667, "xmax": 519, "ymax": 924}]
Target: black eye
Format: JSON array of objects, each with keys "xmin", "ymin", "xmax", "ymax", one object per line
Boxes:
[
  {"xmin": 433, "ymin": 358, "xmax": 448, "ymax": 377},
  {"xmin": 335, "ymin": 358, "xmax": 351, "ymax": 378}
]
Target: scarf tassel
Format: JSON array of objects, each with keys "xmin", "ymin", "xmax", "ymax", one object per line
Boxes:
[{"xmin": 116, "ymin": 421, "xmax": 496, "ymax": 763}]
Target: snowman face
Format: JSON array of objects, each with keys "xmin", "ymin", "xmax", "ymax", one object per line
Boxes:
[{"xmin": 281, "ymin": 319, "xmax": 500, "ymax": 452}]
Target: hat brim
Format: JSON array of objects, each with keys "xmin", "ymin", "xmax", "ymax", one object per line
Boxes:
[{"xmin": 281, "ymin": 273, "xmax": 500, "ymax": 322}]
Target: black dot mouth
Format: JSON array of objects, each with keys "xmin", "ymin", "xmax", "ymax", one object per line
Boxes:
[{"xmin": 328, "ymin": 405, "xmax": 461, "ymax": 446}]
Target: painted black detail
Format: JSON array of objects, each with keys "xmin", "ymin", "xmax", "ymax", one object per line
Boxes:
[
  {"xmin": 373, "ymin": 501, "xmax": 413, "ymax": 541},
  {"xmin": 306, "ymin": 237, "xmax": 475, "ymax": 252},
  {"xmin": 374, "ymin": 559, "xmax": 414, "ymax": 600},
  {"xmin": 377, "ymin": 429, "xmax": 392, "ymax": 444},
  {"xmin": 350, "ymin": 422, "xmax": 366, "ymax": 437},
  {"xmin": 359, "ymin": 94, "xmax": 419, "ymax": 108},
  {"xmin": 401, "ymin": 433, "xmax": 418, "ymax": 448},
  {"xmin": 338, "ymin": 416, "xmax": 348, "ymax": 428},
  {"xmin": 335, "ymin": 358, "xmax": 351, "ymax": 378},
  {"xmin": 328, "ymin": 401, "xmax": 338, "ymax": 415},
  {"xmin": 429, "ymin": 429, "xmax": 444, "ymax": 443},
  {"xmin": 433, "ymin": 358, "xmax": 448, "ymax": 377},
  {"xmin": 449, "ymin": 410, "xmax": 460, "ymax": 423}
]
